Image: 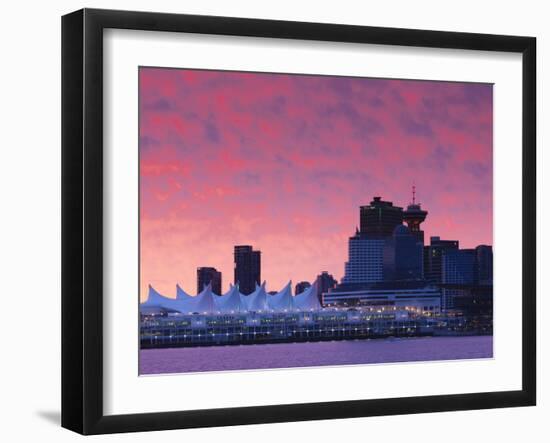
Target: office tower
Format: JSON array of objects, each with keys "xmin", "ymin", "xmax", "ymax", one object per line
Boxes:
[
  {"xmin": 197, "ymin": 267, "xmax": 222, "ymax": 295},
  {"xmin": 341, "ymin": 231, "xmax": 385, "ymax": 284},
  {"xmin": 475, "ymin": 245, "xmax": 493, "ymax": 285},
  {"xmin": 359, "ymin": 196, "xmax": 403, "ymax": 238},
  {"xmin": 423, "ymin": 236, "xmax": 460, "ymax": 284},
  {"xmin": 383, "ymin": 224, "xmax": 424, "ymax": 281},
  {"xmin": 442, "ymin": 249, "xmax": 476, "ymax": 285},
  {"xmin": 403, "ymin": 185, "xmax": 428, "ymax": 244},
  {"xmin": 295, "ymin": 281, "xmax": 311, "ymax": 295},
  {"xmin": 315, "ymin": 271, "xmax": 337, "ymax": 304},
  {"xmin": 234, "ymin": 245, "xmax": 261, "ymax": 295},
  {"xmin": 441, "ymin": 248, "xmax": 476, "ymax": 310}
]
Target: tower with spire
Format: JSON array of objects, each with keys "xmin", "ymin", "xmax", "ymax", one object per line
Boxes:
[{"xmin": 403, "ymin": 184, "xmax": 428, "ymax": 244}]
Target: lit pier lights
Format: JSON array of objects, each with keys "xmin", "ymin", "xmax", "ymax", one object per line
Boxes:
[{"xmin": 403, "ymin": 185, "xmax": 428, "ymax": 244}]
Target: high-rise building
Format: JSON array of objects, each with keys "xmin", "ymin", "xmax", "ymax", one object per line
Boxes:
[
  {"xmin": 442, "ymin": 249, "xmax": 476, "ymax": 285},
  {"xmin": 234, "ymin": 245, "xmax": 261, "ymax": 295},
  {"xmin": 441, "ymin": 248, "xmax": 476, "ymax": 310},
  {"xmin": 316, "ymin": 271, "xmax": 337, "ymax": 304},
  {"xmin": 359, "ymin": 197, "xmax": 403, "ymax": 238},
  {"xmin": 475, "ymin": 245, "xmax": 493, "ymax": 285},
  {"xmin": 295, "ymin": 281, "xmax": 311, "ymax": 295},
  {"xmin": 383, "ymin": 224, "xmax": 424, "ymax": 281},
  {"xmin": 403, "ymin": 185, "xmax": 428, "ymax": 244},
  {"xmin": 197, "ymin": 267, "xmax": 222, "ymax": 295},
  {"xmin": 341, "ymin": 233, "xmax": 385, "ymax": 284},
  {"xmin": 423, "ymin": 236, "xmax": 459, "ymax": 284}
]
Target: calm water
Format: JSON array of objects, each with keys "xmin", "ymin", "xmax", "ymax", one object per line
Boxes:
[{"xmin": 140, "ymin": 336, "xmax": 492, "ymax": 375}]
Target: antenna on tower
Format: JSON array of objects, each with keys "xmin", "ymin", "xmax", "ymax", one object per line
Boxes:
[{"xmin": 412, "ymin": 183, "xmax": 416, "ymax": 205}]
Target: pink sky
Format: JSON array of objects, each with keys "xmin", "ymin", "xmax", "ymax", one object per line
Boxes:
[{"xmin": 139, "ymin": 68, "xmax": 492, "ymax": 299}]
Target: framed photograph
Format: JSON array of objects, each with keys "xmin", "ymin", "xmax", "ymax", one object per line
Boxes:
[{"xmin": 62, "ymin": 8, "xmax": 536, "ymax": 435}]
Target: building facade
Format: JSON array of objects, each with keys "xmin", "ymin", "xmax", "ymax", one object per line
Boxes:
[
  {"xmin": 441, "ymin": 248, "xmax": 476, "ymax": 310},
  {"xmin": 315, "ymin": 271, "xmax": 337, "ymax": 303},
  {"xmin": 323, "ymin": 281, "xmax": 441, "ymax": 314},
  {"xmin": 341, "ymin": 234, "xmax": 385, "ymax": 284},
  {"xmin": 197, "ymin": 267, "xmax": 222, "ymax": 295},
  {"xmin": 423, "ymin": 236, "xmax": 460, "ymax": 284},
  {"xmin": 234, "ymin": 245, "xmax": 261, "ymax": 295},
  {"xmin": 359, "ymin": 196, "xmax": 403, "ymax": 238},
  {"xmin": 383, "ymin": 224, "xmax": 424, "ymax": 281},
  {"xmin": 442, "ymin": 249, "xmax": 476, "ymax": 285},
  {"xmin": 475, "ymin": 245, "xmax": 493, "ymax": 285}
]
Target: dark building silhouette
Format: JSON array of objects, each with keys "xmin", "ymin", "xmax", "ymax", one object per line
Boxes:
[
  {"xmin": 452, "ymin": 285, "xmax": 493, "ymax": 327},
  {"xmin": 441, "ymin": 248, "xmax": 476, "ymax": 310},
  {"xmin": 359, "ymin": 197, "xmax": 403, "ymax": 238},
  {"xmin": 442, "ymin": 249, "xmax": 476, "ymax": 285},
  {"xmin": 423, "ymin": 236, "xmax": 459, "ymax": 284},
  {"xmin": 197, "ymin": 267, "xmax": 222, "ymax": 295},
  {"xmin": 383, "ymin": 225, "xmax": 423, "ymax": 281},
  {"xmin": 234, "ymin": 245, "xmax": 261, "ymax": 295},
  {"xmin": 403, "ymin": 185, "xmax": 428, "ymax": 244},
  {"xmin": 295, "ymin": 281, "xmax": 311, "ymax": 295},
  {"xmin": 475, "ymin": 245, "xmax": 493, "ymax": 285},
  {"xmin": 316, "ymin": 271, "xmax": 337, "ymax": 304}
]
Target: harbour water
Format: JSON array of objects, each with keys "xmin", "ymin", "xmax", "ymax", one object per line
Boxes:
[{"xmin": 140, "ymin": 335, "xmax": 492, "ymax": 375}]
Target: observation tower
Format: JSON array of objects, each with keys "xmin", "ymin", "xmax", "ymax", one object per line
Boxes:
[{"xmin": 403, "ymin": 185, "xmax": 428, "ymax": 244}]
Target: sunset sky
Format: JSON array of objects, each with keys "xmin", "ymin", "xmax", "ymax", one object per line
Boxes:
[{"xmin": 139, "ymin": 68, "xmax": 492, "ymax": 299}]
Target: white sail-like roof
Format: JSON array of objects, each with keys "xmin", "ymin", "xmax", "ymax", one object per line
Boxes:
[
  {"xmin": 141, "ymin": 285, "xmax": 182, "ymax": 312},
  {"xmin": 173, "ymin": 284, "xmax": 198, "ymax": 313},
  {"xmin": 246, "ymin": 282, "xmax": 268, "ymax": 311},
  {"xmin": 216, "ymin": 284, "xmax": 247, "ymax": 313},
  {"xmin": 268, "ymin": 281, "xmax": 294, "ymax": 311},
  {"xmin": 141, "ymin": 281, "xmax": 325, "ymax": 315},
  {"xmin": 293, "ymin": 281, "xmax": 321, "ymax": 310},
  {"xmin": 176, "ymin": 284, "xmax": 193, "ymax": 300},
  {"xmin": 194, "ymin": 283, "xmax": 216, "ymax": 313}
]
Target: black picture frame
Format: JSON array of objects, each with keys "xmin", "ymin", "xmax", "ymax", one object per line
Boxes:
[{"xmin": 61, "ymin": 8, "xmax": 536, "ymax": 435}]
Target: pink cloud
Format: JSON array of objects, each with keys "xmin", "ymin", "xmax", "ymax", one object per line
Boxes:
[{"xmin": 139, "ymin": 68, "xmax": 493, "ymax": 299}]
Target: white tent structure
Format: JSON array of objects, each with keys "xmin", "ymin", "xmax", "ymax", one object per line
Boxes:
[
  {"xmin": 141, "ymin": 285, "xmax": 184, "ymax": 313},
  {"xmin": 293, "ymin": 281, "xmax": 321, "ymax": 311},
  {"xmin": 176, "ymin": 284, "xmax": 193, "ymax": 300},
  {"xmin": 216, "ymin": 284, "xmax": 247, "ymax": 313},
  {"xmin": 267, "ymin": 281, "xmax": 294, "ymax": 311},
  {"xmin": 173, "ymin": 284, "xmax": 198, "ymax": 313},
  {"xmin": 246, "ymin": 282, "xmax": 268, "ymax": 311},
  {"xmin": 141, "ymin": 280, "xmax": 323, "ymax": 315},
  {"xmin": 194, "ymin": 283, "xmax": 216, "ymax": 313}
]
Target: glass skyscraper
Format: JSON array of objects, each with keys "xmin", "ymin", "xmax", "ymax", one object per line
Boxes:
[
  {"xmin": 383, "ymin": 224, "xmax": 424, "ymax": 281},
  {"xmin": 342, "ymin": 234, "xmax": 385, "ymax": 284},
  {"xmin": 234, "ymin": 245, "xmax": 261, "ymax": 295}
]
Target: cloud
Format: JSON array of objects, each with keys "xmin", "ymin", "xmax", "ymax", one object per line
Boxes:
[
  {"xmin": 367, "ymin": 96, "xmax": 385, "ymax": 108},
  {"xmin": 235, "ymin": 171, "xmax": 262, "ymax": 186},
  {"xmin": 204, "ymin": 119, "xmax": 221, "ymax": 143},
  {"xmin": 399, "ymin": 113, "xmax": 433, "ymax": 136},
  {"xmin": 426, "ymin": 145, "xmax": 454, "ymax": 171},
  {"xmin": 143, "ymin": 97, "xmax": 174, "ymax": 112},
  {"xmin": 139, "ymin": 68, "xmax": 493, "ymax": 299},
  {"xmin": 326, "ymin": 77, "xmax": 353, "ymax": 98},
  {"xmin": 464, "ymin": 160, "xmax": 490, "ymax": 179}
]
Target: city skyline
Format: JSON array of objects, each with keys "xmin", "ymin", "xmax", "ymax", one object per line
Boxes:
[
  {"xmin": 172, "ymin": 193, "xmax": 492, "ymax": 298},
  {"xmin": 140, "ymin": 68, "xmax": 492, "ymax": 299},
  {"xmin": 144, "ymin": 193, "xmax": 493, "ymax": 298}
]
